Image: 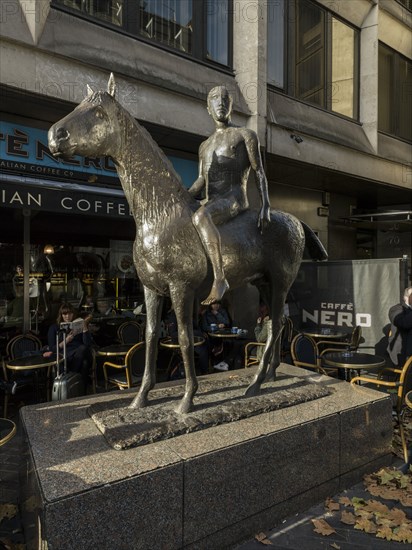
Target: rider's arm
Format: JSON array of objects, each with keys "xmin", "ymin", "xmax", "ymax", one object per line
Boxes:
[
  {"xmin": 244, "ymin": 130, "xmax": 271, "ymax": 229},
  {"xmin": 188, "ymin": 158, "xmax": 206, "ymax": 197}
]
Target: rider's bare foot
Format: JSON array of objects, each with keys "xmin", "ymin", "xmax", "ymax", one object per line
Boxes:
[{"xmin": 201, "ymin": 278, "xmax": 229, "ymax": 305}]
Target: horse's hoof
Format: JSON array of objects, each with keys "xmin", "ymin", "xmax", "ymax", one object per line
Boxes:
[
  {"xmin": 129, "ymin": 394, "xmax": 148, "ymax": 409},
  {"xmin": 245, "ymin": 383, "xmax": 260, "ymax": 397},
  {"xmin": 265, "ymin": 367, "xmax": 277, "ymax": 382},
  {"xmin": 175, "ymin": 398, "xmax": 194, "ymax": 415}
]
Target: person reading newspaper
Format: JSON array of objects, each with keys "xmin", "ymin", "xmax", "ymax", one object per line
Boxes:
[{"xmin": 43, "ymin": 302, "xmax": 92, "ymax": 390}]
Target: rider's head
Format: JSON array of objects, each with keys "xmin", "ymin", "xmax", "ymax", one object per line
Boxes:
[{"xmin": 207, "ymin": 86, "xmax": 232, "ymax": 124}]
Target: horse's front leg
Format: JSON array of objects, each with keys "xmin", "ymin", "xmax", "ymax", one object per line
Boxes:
[
  {"xmin": 130, "ymin": 287, "xmax": 163, "ymax": 409},
  {"xmin": 170, "ymin": 287, "xmax": 198, "ymax": 415}
]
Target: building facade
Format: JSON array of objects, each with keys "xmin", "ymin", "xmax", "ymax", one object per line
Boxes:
[{"xmin": 0, "ymin": 0, "xmax": 411, "ymax": 332}]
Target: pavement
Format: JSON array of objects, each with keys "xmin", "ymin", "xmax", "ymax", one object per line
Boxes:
[{"xmin": 1, "ymin": 395, "xmax": 411, "ymax": 550}]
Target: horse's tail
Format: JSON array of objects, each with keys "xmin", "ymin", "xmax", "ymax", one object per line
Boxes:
[{"xmin": 301, "ymin": 221, "xmax": 328, "ymax": 261}]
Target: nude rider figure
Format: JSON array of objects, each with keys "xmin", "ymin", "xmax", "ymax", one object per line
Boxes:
[{"xmin": 189, "ymin": 85, "xmax": 271, "ymax": 305}]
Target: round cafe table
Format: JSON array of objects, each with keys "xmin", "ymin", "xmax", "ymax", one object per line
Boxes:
[
  {"xmin": 97, "ymin": 344, "xmax": 133, "ymax": 357},
  {"xmin": 159, "ymin": 336, "xmax": 205, "ymax": 377},
  {"xmin": 322, "ymin": 351, "xmax": 385, "ymax": 381},
  {"xmin": 6, "ymin": 355, "xmax": 58, "ymax": 402},
  {"xmin": 302, "ymin": 329, "xmax": 346, "ymax": 340}
]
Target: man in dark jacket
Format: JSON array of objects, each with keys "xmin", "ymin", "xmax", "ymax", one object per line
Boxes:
[{"xmin": 387, "ymin": 286, "xmax": 412, "ymax": 367}]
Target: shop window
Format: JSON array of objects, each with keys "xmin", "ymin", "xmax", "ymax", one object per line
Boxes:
[
  {"xmin": 378, "ymin": 43, "xmax": 412, "ymax": 142},
  {"xmin": 53, "ymin": 0, "xmax": 232, "ymax": 67},
  {"xmin": 268, "ymin": 0, "xmax": 359, "ymax": 119}
]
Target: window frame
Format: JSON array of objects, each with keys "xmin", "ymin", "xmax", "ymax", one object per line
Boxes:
[
  {"xmin": 378, "ymin": 42, "xmax": 412, "ymax": 143},
  {"xmin": 51, "ymin": 0, "xmax": 233, "ymax": 71},
  {"xmin": 270, "ymin": 0, "xmax": 360, "ymax": 121}
]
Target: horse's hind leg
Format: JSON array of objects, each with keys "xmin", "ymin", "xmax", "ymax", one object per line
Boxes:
[
  {"xmin": 130, "ymin": 287, "xmax": 163, "ymax": 409},
  {"xmin": 245, "ymin": 289, "xmax": 285, "ymax": 397}
]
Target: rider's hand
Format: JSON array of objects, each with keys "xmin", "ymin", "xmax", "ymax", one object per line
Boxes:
[{"xmin": 43, "ymin": 351, "xmax": 53, "ymax": 358}]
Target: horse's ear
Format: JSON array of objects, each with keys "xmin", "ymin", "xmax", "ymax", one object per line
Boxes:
[
  {"xmin": 107, "ymin": 73, "xmax": 117, "ymax": 98},
  {"xmin": 86, "ymin": 84, "xmax": 94, "ymax": 98}
]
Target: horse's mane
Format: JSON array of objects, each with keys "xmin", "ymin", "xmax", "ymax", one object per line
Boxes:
[{"xmin": 89, "ymin": 91, "xmax": 187, "ymax": 192}]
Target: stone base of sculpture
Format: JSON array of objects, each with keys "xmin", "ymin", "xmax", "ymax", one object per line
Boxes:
[
  {"xmin": 89, "ymin": 373, "xmax": 331, "ymax": 450},
  {"xmin": 20, "ymin": 365, "xmax": 393, "ymax": 550}
]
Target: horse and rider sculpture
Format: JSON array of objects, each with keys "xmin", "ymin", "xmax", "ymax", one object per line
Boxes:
[{"xmin": 48, "ymin": 74, "xmax": 327, "ymax": 415}]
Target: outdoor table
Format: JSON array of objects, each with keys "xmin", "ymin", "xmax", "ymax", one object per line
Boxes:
[
  {"xmin": 207, "ymin": 329, "xmax": 249, "ymax": 369},
  {"xmin": 97, "ymin": 344, "xmax": 133, "ymax": 357},
  {"xmin": 0, "ymin": 418, "xmax": 16, "ymax": 447},
  {"xmin": 302, "ymin": 329, "xmax": 347, "ymax": 340},
  {"xmin": 322, "ymin": 351, "xmax": 386, "ymax": 381},
  {"xmin": 6, "ymin": 354, "xmax": 58, "ymax": 402},
  {"xmin": 159, "ymin": 336, "xmax": 205, "ymax": 377}
]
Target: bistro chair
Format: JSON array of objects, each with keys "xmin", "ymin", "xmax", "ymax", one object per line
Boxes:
[
  {"xmin": 6, "ymin": 333, "xmax": 42, "ymax": 360},
  {"xmin": 117, "ymin": 321, "xmax": 143, "ymax": 345},
  {"xmin": 102, "ymin": 341, "xmax": 145, "ymax": 391},
  {"xmin": 317, "ymin": 325, "xmax": 363, "ymax": 352},
  {"xmin": 290, "ymin": 333, "xmax": 328, "ymax": 375},
  {"xmin": 3, "ymin": 333, "xmax": 43, "ymax": 418},
  {"xmin": 350, "ymin": 355, "xmax": 412, "ymax": 463}
]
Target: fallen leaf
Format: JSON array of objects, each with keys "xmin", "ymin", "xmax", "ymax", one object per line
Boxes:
[
  {"xmin": 340, "ymin": 510, "xmax": 356, "ymax": 525},
  {"xmin": 386, "ymin": 507, "xmax": 407, "ymax": 525},
  {"xmin": 355, "ymin": 509, "xmax": 374, "ymax": 521},
  {"xmin": 354, "ymin": 517, "xmax": 377, "ymax": 534},
  {"xmin": 338, "ymin": 496, "xmax": 352, "ymax": 506},
  {"xmin": 400, "ymin": 493, "xmax": 412, "ymax": 507},
  {"xmin": 0, "ymin": 504, "xmax": 17, "ymax": 523},
  {"xmin": 325, "ymin": 498, "xmax": 340, "ymax": 512},
  {"xmin": 254, "ymin": 532, "xmax": 273, "ymax": 545},
  {"xmin": 376, "ymin": 525, "xmax": 394, "ymax": 540},
  {"xmin": 351, "ymin": 497, "xmax": 366, "ymax": 511},
  {"xmin": 392, "ymin": 525, "xmax": 412, "ymax": 544},
  {"xmin": 312, "ymin": 518, "xmax": 336, "ymax": 536},
  {"xmin": 364, "ymin": 500, "xmax": 389, "ymax": 514},
  {"xmin": 330, "ymin": 543, "xmax": 340, "ymax": 549}
]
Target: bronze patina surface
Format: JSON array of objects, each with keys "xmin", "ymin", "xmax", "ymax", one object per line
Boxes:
[{"xmin": 48, "ymin": 74, "xmax": 327, "ymax": 415}]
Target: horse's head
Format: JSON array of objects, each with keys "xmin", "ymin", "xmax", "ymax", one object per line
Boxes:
[{"xmin": 48, "ymin": 73, "xmax": 120, "ymax": 159}]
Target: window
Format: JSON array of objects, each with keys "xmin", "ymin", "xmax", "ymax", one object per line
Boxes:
[
  {"xmin": 378, "ymin": 44, "xmax": 412, "ymax": 142},
  {"xmin": 268, "ymin": 0, "xmax": 359, "ymax": 119},
  {"xmin": 53, "ymin": 0, "xmax": 232, "ymax": 67},
  {"xmin": 397, "ymin": 0, "xmax": 412, "ymax": 11}
]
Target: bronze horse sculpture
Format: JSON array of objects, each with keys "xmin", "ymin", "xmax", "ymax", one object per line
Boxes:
[{"xmin": 48, "ymin": 74, "xmax": 327, "ymax": 414}]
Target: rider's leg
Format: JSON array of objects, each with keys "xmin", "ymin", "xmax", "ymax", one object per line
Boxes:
[{"xmin": 192, "ymin": 206, "xmax": 229, "ymax": 305}]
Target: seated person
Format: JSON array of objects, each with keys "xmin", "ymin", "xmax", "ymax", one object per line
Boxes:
[
  {"xmin": 43, "ymin": 302, "xmax": 92, "ymax": 390},
  {"xmin": 200, "ymin": 302, "xmax": 245, "ymax": 370},
  {"xmin": 200, "ymin": 301, "xmax": 230, "ymax": 332}
]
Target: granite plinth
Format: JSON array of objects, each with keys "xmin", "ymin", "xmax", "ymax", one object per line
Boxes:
[
  {"xmin": 89, "ymin": 373, "xmax": 331, "ymax": 449},
  {"xmin": 20, "ymin": 364, "xmax": 393, "ymax": 550}
]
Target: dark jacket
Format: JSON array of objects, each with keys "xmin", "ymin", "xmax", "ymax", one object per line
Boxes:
[
  {"xmin": 200, "ymin": 308, "xmax": 230, "ymax": 332},
  {"xmin": 387, "ymin": 303, "xmax": 412, "ymax": 366},
  {"xmin": 47, "ymin": 323, "xmax": 92, "ymax": 357}
]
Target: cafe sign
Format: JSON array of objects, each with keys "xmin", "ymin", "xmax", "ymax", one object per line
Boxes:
[{"xmin": 0, "ymin": 121, "xmax": 118, "ymax": 184}]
